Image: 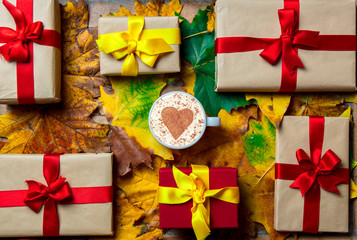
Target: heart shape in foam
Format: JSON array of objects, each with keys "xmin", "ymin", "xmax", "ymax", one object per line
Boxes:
[{"xmin": 161, "ymin": 107, "xmax": 194, "ymax": 140}]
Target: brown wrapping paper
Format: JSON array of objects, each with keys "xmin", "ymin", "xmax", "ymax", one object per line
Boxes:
[
  {"xmin": 215, "ymin": 0, "xmax": 356, "ymax": 92},
  {"xmin": 274, "ymin": 116, "xmax": 349, "ymax": 232},
  {"xmin": 0, "ymin": 153, "xmax": 113, "ymax": 237},
  {"xmin": 98, "ymin": 16, "xmax": 181, "ymax": 76},
  {"xmin": 0, "ymin": 0, "xmax": 61, "ymax": 104}
]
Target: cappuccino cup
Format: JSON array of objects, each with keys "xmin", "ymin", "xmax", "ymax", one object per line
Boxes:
[{"xmin": 149, "ymin": 91, "xmax": 220, "ymax": 149}]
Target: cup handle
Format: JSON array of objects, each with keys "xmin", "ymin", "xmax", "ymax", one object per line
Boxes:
[{"xmin": 207, "ymin": 117, "xmax": 221, "ymax": 127}]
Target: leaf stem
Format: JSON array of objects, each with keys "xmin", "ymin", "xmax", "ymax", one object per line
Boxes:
[{"xmin": 182, "ymin": 30, "xmax": 211, "ymax": 40}]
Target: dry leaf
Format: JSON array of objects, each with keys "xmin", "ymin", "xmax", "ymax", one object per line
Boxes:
[
  {"xmin": 181, "ymin": 64, "xmax": 196, "ymax": 95},
  {"xmin": 109, "ymin": 126, "xmax": 152, "ymax": 176},
  {"xmin": 102, "ymin": 7, "xmax": 134, "ymax": 17},
  {"xmin": 62, "ymin": 0, "xmax": 99, "ymax": 76},
  {"xmin": 117, "ymin": 156, "xmax": 166, "ymax": 230},
  {"xmin": 91, "ymin": 193, "xmax": 144, "ymax": 240},
  {"xmin": 287, "ymin": 94, "xmax": 347, "ymax": 116},
  {"xmin": 246, "ymin": 93, "xmax": 291, "ymax": 127},
  {"xmin": 135, "ymin": 0, "xmax": 161, "ymax": 16},
  {"xmin": 0, "ymin": 76, "xmax": 109, "ymax": 154},
  {"xmin": 161, "ymin": 0, "xmax": 183, "ymax": 16},
  {"xmin": 207, "ymin": 5, "xmax": 215, "ymax": 32}
]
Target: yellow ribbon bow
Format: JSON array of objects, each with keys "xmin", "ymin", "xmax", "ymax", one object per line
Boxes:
[
  {"xmin": 96, "ymin": 16, "xmax": 181, "ymax": 76},
  {"xmin": 159, "ymin": 165, "xmax": 239, "ymax": 240}
]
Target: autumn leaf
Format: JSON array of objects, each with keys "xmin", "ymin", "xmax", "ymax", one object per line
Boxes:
[
  {"xmin": 135, "ymin": 0, "xmax": 160, "ymax": 16},
  {"xmin": 99, "ymin": 76, "xmax": 173, "ymax": 160},
  {"xmin": 102, "ymin": 7, "xmax": 134, "ymax": 17},
  {"xmin": 109, "ymin": 126, "xmax": 152, "ymax": 176},
  {"xmin": 161, "ymin": 0, "xmax": 183, "ymax": 16},
  {"xmin": 246, "ymin": 93, "xmax": 291, "ymax": 127},
  {"xmin": 62, "ymin": 0, "xmax": 99, "ymax": 76},
  {"xmin": 91, "ymin": 193, "xmax": 163, "ymax": 240},
  {"xmin": 240, "ymin": 112, "xmax": 276, "ymax": 167},
  {"xmin": 286, "ymin": 94, "xmax": 347, "ymax": 117},
  {"xmin": 179, "ymin": 7, "xmax": 253, "ymax": 116},
  {"xmin": 0, "ymin": 0, "xmax": 109, "ymax": 154},
  {"xmin": 207, "ymin": 2, "xmax": 215, "ymax": 32},
  {"xmin": 117, "ymin": 156, "xmax": 166, "ymax": 232}
]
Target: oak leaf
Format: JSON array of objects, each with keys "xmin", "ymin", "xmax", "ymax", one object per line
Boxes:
[
  {"xmin": 246, "ymin": 93, "xmax": 291, "ymax": 127},
  {"xmin": 109, "ymin": 126, "xmax": 152, "ymax": 176}
]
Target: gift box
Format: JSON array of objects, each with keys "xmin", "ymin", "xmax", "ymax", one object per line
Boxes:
[
  {"xmin": 215, "ymin": 0, "xmax": 356, "ymax": 92},
  {"xmin": 97, "ymin": 16, "xmax": 181, "ymax": 76},
  {"xmin": 0, "ymin": 153, "xmax": 113, "ymax": 237},
  {"xmin": 159, "ymin": 165, "xmax": 239, "ymax": 240},
  {"xmin": 0, "ymin": 0, "xmax": 61, "ymax": 104},
  {"xmin": 274, "ymin": 116, "xmax": 349, "ymax": 233}
]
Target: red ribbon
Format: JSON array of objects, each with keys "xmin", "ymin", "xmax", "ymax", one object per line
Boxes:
[
  {"xmin": 0, "ymin": 0, "xmax": 61, "ymax": 104},
  {"xmin": 0, "ymin": 154, "xmax": 113, "ymax": 236},
  {"xmin": 215, "ymin": 0, "xmax": 356, "ymax": 92},
  {"xmin": 275, "ymin": 117, "xmax": 349, "ymax": 233}
]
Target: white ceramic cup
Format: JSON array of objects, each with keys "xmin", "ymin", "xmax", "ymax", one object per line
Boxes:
[{"xmin": 149, "ymin": 91, "xmax": 220, "ymax": 149}]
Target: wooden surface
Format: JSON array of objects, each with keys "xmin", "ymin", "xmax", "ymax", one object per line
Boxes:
[{"xmin": 57, "ymin": 1, "xmax": 357, "ymax": 239}]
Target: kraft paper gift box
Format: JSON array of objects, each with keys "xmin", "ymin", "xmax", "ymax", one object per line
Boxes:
[
  {"xmin": 274, "ymin": 116, "xmax": 349, "ymax": 233},
  {"xmin": 0, "ymin": 153, "xmax": 113, "ymax": 237},
  {"xmin": 0, "ymin": 0, "xmax": 61, "ymax": 104},
  {"xmin": 215, "ymin": 0, "xmax": 356, "ymax": 92},
  {"xmin": 159, "ymin": 165, "xmax": 239, "ymax": 240},
  {"xmin": 98, "ymin": 16, "xmax": 181, "ymax": 76}
]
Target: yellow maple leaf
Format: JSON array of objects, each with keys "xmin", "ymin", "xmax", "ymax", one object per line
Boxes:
[
  {"xmin": 161, "ymin": 0, "xmax": 183, "ymax": 16},
  {"xmin": 340, "ymin": 107, "xmax": 351, "ymax": 119},
  {"xmin": 351, "ymin": 179, "xmax": 357, "ymax": 199},
  {"xmin": 117, "ymin": 156, "xmax": 166, "ymax": 230},
  {"xmin": 0, "ymin": 0, "xmax": 109, "ymax": 154},
  {"xmin": 207, "ymin": 6, "xmax": 215, "ymax": 32},
  {"xmin": 181, "ymin": 65, "xmax": 196, "ymax": 95},
  {"xmin": 102, "ymin": 7, "xmax": 134, "ymax": 17},
  {"xmin": 246, "ymin": 93, "xmax": 291, "ymax": 127},
  {"xmin": 99, "ymin": 76, "xmax": 173, "ymax": 160},
  {"xmin": 91, "ymin": 193, "xmax": 147, "ymax": 240},
  {"xmin": 287, "ymin": 94, "xmax": 347, "ymax": 117},
  {"xmin": 135, "ymin": 0, "xmax": 160, "ymax": 16}
]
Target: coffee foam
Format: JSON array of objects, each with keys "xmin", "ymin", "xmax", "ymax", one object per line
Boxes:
[{"xmin": 150, "ymin": 93, "xmax": 205, "ymax": 148}]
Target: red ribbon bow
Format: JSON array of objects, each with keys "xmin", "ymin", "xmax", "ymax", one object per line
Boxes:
[
  {"xmin": 0, "ymin": 0, "xmax": 44, "ymax": 62},
  {"xmin": 23, "ymin": 155, "xmax": 72, "ymax": 236},
  {"xmin": 260, "ymin": 8, "xmax": 319, "ymax": 74},
  {"xmin": 290, "ymin": 148, "xmax": 345, "ymax": 197}
]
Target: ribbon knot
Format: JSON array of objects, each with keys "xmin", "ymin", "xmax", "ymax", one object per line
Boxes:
[
  {"xmin": 23, "ymin": 155, "xmax": 72, "ymax": 236},
  {"xmin": 0, "ymin": 0, "xmax": 44, "ymax": 62},
  {"xmin": 159, "ymin": 165, "xmax": 239, "ymax": 240},
  {"xmin": 259, "ymin": 8, "xmax": 319, "ymax": 74},
  {"xmin": 97, "ymin": 16, "xmax": 180, "ymax": 76}
]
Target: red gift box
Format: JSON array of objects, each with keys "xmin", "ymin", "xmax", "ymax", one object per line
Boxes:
[{"xmin": 159, "ymin": 167, "xmax": 239, "ymax": 229}]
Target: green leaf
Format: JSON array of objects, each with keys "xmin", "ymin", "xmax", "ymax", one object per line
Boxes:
[
  {"xmin": 107, "ymin": 75, "xmax": 173, "ymax": 160},
  {"xmin": 240, "ymin": 115, "xmax": 276, "ymax": 167},
  {"xmin": 178, "ymin": 7, "xmax": 253, "ymax": 116}
]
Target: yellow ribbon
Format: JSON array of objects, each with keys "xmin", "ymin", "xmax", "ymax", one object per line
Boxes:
[
  {"xmin": 96, "ymin": 16, "xmax": 181, "ymax": 76},
  {"xmin": 159, "ymin": 165, "xmax": 239, "ymax": 240}
]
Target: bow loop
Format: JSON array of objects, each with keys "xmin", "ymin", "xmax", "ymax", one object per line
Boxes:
[
  {"xmin": 96, "ymin": 16, "xmax": 178, "ymax": 76},
  {"xmin": 159, "ymin": 165, "xmax": 239, "ymax": 240},
  {"xmin": 291, "ymin": 148, "xmax": 343, "ymax": 197},
  {"xmin": 24, "ymin": 176, "xmax": 72, "ymax": 213},
  {"xmin": 0, "ymin": 0, "xmax": 44, "ymax": 62},
  {"xmin": 259, "ymin": 8, "xmax": 319, "ymax": 74}
]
